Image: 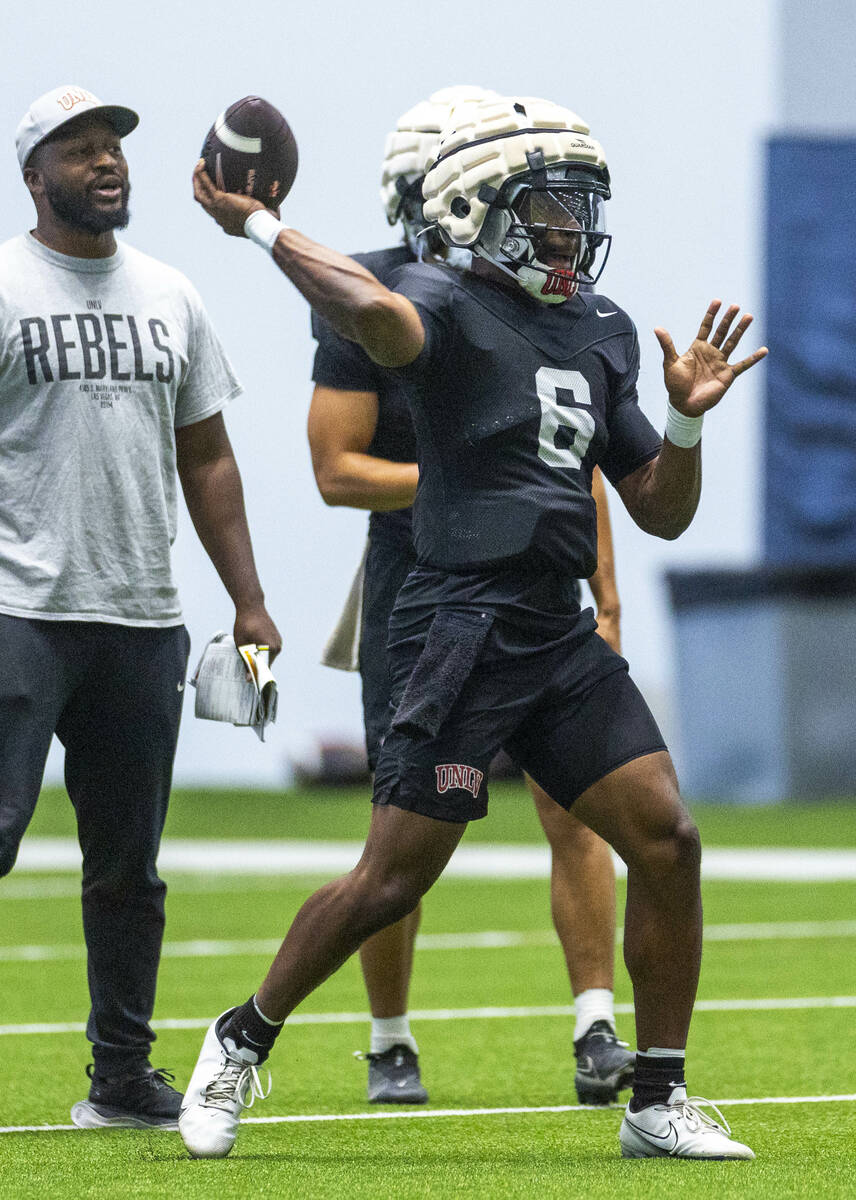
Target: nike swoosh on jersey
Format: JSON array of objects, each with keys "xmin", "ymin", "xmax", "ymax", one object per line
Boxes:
[{"xmin": 595, "ymin": 309, "xmax": 619, "ymax": 318}]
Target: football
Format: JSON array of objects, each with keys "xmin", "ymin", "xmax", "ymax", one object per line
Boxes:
[{"xmin": 201, "ymin": 96, "xmax": 298, "ymax": 209}]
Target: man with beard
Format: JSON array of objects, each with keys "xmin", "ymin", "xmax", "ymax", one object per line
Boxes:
[{"xmin": 0, "ymin": 85, "xmax": 280, "ymax": 1130}]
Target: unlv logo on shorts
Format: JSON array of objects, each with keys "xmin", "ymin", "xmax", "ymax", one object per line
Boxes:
[{"xmin": 435, "ymin": 763, "xmax": 484, "ymax": 799}]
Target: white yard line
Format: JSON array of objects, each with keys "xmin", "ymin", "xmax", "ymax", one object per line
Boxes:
[
  {"xmin": 2, "ymin": 1092, "xmax": 854, "ymax": 1135},
  {"xmin": 0, "ymin": 875, "xmax": 322, "ymax": 901},
  {"xmin": 2, "ymin": 995, "xmax": 855, "ymax": 1037},
  {"xmin": 2, "ymin": 919, "xmax": 855, "ymax": 964},
  {"xmin": 10, "ymin": 838, "xmax": 856, "ymax": 880}
]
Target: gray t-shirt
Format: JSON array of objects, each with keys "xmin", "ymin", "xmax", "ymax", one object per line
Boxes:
[{"xmin": 0, "ymin": 233, "xmax": 241, "ymax": 626}]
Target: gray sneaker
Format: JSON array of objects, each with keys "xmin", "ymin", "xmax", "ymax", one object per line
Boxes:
[
  {"xmin": 363, "ymin": 1045, "xmax": 428, "ymax": 1104},
  {"xmin": 573, "ymin": 1020, "xmax": 635, "ymax": 1105},
  {"xmin": 71, "ymin": 1063, "xmax": 182, "ymax": 1130}
]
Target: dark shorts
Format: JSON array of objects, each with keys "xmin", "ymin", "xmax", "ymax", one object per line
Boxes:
[
  {"xmin": 359, "ymin": 538, "xmax": 585, "ymax": 772},
  {"xmin": 372, "ymin": 609, "xmax": 666, "ymax": 823},
  {"xmin": 359, "ymin": 535, "xmax": 416, "ymax": 770}
]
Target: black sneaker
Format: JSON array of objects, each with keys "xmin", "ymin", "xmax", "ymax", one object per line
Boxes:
[
  {"xmin": 70, "ymin": 1063, "xmax": 183, "ymax": 1130},
  {"xmin": 362, "ymin": 1045, "xmax": 428, "ymax": 1104},
  {"xmin": 573, "ymin": 1020, "xmax": 635, "ymax": 1105}
]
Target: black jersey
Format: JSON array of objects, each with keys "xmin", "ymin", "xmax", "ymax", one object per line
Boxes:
[
  {"xmin": 391, "ymin": 263, "xmax": 662, "ymax": 582},
  {"xmin": 311, "ymin": 245, "xmax": 416, "ymax": 545}
]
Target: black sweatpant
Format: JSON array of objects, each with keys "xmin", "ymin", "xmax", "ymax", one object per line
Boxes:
[{"xmin": 0, "ymin": 615, "xmax": 190, "ymax": 1072}]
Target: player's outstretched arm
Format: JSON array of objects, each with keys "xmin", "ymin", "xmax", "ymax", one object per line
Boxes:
[
  {"xmin": 617, "ymin": 300, "xmax": 768, "ymax": 540},
  {"xmin": 192, "ymin": 162, "xmax": 424, "ymax": 369},
  {"xmin": 176, "ymin": 412, "xmax": 282, "ymax": 659}
]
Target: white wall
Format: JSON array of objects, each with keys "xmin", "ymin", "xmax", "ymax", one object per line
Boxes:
[
  {"xmin": 0, "ymin": 0, "xmax": 776, "ymax": 786},
  {"xmin": 780, "ymin": 0, "xmax": 856, "ymax": 130}
]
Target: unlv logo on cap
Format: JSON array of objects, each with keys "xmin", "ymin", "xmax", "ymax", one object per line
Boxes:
[
  {"xmin": 435, "ymin": 764, "xmax": 484, "ymax": 799},
  {"xmin": 57, "ymin": 88, "xmax": 95, "ymax": 113}
]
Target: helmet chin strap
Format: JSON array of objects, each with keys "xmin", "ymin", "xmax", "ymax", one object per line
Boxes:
[{"xmin": 410, "ymin": 223, "xmax": 471, "ymax": 269}]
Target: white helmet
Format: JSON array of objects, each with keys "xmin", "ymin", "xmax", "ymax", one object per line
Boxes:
[
  {"xmin": 422, "ymin": 95, "xmax": 611, "ymax": 303},
  {"xmin": 380, "ymin": 85, "xmax": 499, "ymax": 259}
]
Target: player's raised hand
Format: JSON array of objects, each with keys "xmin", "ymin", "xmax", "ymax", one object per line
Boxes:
[
  {"xmin": 192, "ymin": 160, "xmax": 269, "ymax": 237},
  {"xmin": 654, "ymin": 301, "xmax": 768, "ymax": 417}
]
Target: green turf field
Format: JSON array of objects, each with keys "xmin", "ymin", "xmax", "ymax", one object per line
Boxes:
[{"xmin": 1, "ymin": 785, "xmax": 855, "ymax": 1198}]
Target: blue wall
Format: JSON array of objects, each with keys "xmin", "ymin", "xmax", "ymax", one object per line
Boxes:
[{"xmin": 764, "ymin": 138, "xmax": 856, "ymax": 563}]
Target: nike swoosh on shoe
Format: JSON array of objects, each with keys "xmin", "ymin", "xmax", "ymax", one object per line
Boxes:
[{"xmin": 624, "ymin": 1116, "xmax": 679, "ymax": 1153}]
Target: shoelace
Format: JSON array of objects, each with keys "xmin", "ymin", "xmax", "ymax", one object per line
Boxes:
[
  {"xmin": 353, "ymin": 1048, "xmax": 412, "ymax": 1064},
  {"xmin": 675, "ymin": 1096, "xmax": 732, "ymax": 1138},
  {"xmin": 203, "ymin": 1061, "xmax": 271, "ymax": 1112},
  {"xmin": 148, "ymin": 1068, "xmax": 177, "ymax": 1088},
  {"xmin": 578, "ymin": 1024, "xmax": 630, "ymax": 1050},
  {"xmin": 85, "ymin": 1063, "xmax": 176, "ymax": 1089}
]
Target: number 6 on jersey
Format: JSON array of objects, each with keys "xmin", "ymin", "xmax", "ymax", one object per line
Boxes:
[{"xmin": 536, "ymin": 367, "xmax": 595, "ymax": 469}]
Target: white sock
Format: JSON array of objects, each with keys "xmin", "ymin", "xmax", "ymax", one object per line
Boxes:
[
  {"xmin": 370, "ymin": 1015, "xmax": 418, "ymax": 1055},
  {"xmin": 573, "ymin": 988, "xmax": 616, "ymax": 1042}
]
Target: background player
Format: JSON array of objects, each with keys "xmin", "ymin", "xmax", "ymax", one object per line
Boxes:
[
  {"xmin": 0, "ymin": 85, "xmax": 280, "ymax": 1130},
  {"xmin": 182, "ymin": 93, "xmax": 766, "ymax": 1160},
  {"xmin": 308, "ymin": 87, "xmax": 630, "ymax": 1106}
]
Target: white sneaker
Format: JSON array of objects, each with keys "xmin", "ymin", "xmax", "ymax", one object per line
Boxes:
[
  {"xmin": 619, "ymin": 1088, "xmax": 755, "ymax": 1160},
  {"xmin": 179, "ymin": 1013, "xmax": 271, "ymax": 1158}
]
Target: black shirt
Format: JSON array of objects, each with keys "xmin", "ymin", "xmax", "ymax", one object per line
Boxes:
[{"xmin": 391, "ymin": 263, "xmax": 662, "ymax": 584}]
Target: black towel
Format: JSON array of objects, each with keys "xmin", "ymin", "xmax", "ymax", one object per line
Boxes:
[{"xmin": 391, "ymin": 609, "xmax": 494, "ymax": 739}]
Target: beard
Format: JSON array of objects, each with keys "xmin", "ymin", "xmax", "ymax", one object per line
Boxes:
[{"xmin": 44, "ymin": 176, "xmax": 131, "ymax": 234}]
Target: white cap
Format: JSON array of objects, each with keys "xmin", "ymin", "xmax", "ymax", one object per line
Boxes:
[{"xmin": 15, "ymin": 84, "xmax": 139, "ymax": 170}]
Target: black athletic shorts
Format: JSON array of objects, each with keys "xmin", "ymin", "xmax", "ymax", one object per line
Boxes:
[
  {"xmin": 360, "ymin": 537, "xmax": 586, "ymax": 772},
  {"xmin": 372, "ymin": 608, "xmax": 666, "ymax": 823}
]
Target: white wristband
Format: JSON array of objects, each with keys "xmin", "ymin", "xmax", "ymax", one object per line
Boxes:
[
  {"xmin": 665, "ymin": 402, "xmax": 704, "ymax": 449},
  {"xmin": 244, "ymin": 210, "xmax": 286, "ymax": 254}
]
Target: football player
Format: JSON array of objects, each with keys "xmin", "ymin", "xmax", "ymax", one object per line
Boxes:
[
  {"xmin": 185, "ymin": 94, "xmax": 766, "ymax": 1160},
  {"xmin": 308, "ymin": 87, "xmax": 630, "ymax": 1107}
]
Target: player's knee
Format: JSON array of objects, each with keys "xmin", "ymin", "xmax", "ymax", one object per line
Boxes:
[
  {"xmin": 640, "ymin": 807, "xmax": 700, "ymax": 879},
  {"xmin": 622, "ymin": 774, "xmax": 701, "ymax": 879},
  {"xmin": 349, "ymin": 867, "xmax": 423, "ymax": 935},
  {"xmin": 669, "ymin": 811, "xmax": 701, "ymax": 872},
  {"xmin": 372, "ymin": 874, "xmax": 423, "ymax": 925}
]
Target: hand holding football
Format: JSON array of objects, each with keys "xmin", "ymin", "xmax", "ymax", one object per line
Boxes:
[{"xmin": 201, "ymin": 96, "xmax": 298, "ymax": 210}]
